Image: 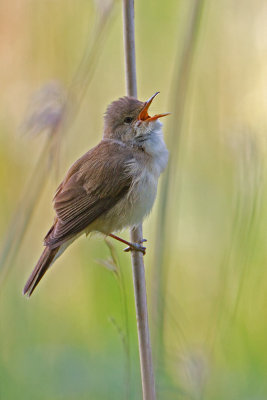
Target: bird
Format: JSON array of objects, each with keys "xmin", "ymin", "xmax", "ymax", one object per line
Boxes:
[{"xmin": 23, "ymin": 92, "xmax": 169, "ymax": 296}]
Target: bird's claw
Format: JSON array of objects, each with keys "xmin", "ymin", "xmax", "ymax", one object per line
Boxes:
[
  {"xmin": 139, "ymin": 238, "xmax": 147, "ymax": 243},
  {"xmin": 123, "ymin": 241, "xmax": 146, "ymax": 255}
]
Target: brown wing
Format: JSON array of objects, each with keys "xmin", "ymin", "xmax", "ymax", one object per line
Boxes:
[{"xmin": 44, "ymin": 140, "xmax": 133, "ymax": 249}]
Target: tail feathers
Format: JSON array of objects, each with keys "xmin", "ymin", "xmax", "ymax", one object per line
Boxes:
[{"xmin": 23, "ymin": 246, "xmax": 59, "ymax": 297}]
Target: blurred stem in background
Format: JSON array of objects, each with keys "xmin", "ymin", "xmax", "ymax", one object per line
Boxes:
[
  {"xmin": 0, "ymin": 2, "xmax": 116, "ymax": 290},
  {"xmin": 207, "ymin": 130, "xmax": 264, "ymax": 351},
  {"xmin": 98, "ymin": 239, "xmax": 131, "ymax": 399},
  {"xmin": 231, "ymin": 132, "xmax": 263, "ymax": 318},
  {"xmin": 0, "ymin": 88, "xmax": 65, "ymax": 289},
  {"xmin": 151, "ymin": 0, "xmax": 206, "ymax": 379}
]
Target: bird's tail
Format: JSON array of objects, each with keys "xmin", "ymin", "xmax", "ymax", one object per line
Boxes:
[{"xmin": 23, "ymin": 246, "xmax": 59, "ymax": 297}]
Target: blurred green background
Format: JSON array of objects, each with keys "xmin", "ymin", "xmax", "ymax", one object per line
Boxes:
[{"xmin": 0, "ymin": 0, "xmax": 267, "ymax": 399}]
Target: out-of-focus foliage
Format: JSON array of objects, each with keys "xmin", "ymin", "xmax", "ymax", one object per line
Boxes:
[{"xmin": 0, "ymin": 0, "xmax": 266, "ymax": 399}]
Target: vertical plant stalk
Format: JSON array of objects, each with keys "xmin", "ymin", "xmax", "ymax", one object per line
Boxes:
[
  {"xmin": 152, "ymin": 0, "xmax": 206, "ymax": 370},
  {"xmin": 122, "ymin": 1, "xmax": 156, "ymax": 399},
  {"xmin": 0, "ymin": 4, "xmax": 115, "ymax": 288}
]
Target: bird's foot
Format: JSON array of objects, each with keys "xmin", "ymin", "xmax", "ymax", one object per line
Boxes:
[
  {"xmin": 123, "ymin": 239, "xmax": 147, "ymax": 255},
  {"xmin": 108, "ymin": 233, "xmax": 147, "ymax": 255}
]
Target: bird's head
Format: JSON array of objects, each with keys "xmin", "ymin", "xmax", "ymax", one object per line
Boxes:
[{"xmin": 103, "ymin": 92, "xmax": 169, "ymax": 144}]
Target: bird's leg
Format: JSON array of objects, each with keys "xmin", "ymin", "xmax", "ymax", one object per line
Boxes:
[{"xmin": 108, "ymin": 233, "xmax": 146, "ymax": 255}]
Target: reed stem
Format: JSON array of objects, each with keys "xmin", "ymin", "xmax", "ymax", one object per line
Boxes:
[{"xmin": 122, "ymin": 1, "xmax": 156, "ymax": 399}]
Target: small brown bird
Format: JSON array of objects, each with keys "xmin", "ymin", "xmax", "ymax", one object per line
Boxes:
[{"xmin": 23, "ymin": 92, "xmax": 169, "ymax": 296}]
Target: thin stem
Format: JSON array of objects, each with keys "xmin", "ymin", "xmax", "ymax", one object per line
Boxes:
[
  {"xmin": 122, "ymin": 0, "xmax": 137, "ymax": 98},
  {"xmin": 151, "ymin": 0, "xmax": 206, "ymax": 372},
  {"xmin": 122, "ymin": 0, "xmax": 156, "ymax": 399}
]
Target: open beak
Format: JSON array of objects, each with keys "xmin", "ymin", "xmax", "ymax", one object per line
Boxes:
[{"xmin": 138, "ymin": 92, "xmax": 170, "ymax": 122}]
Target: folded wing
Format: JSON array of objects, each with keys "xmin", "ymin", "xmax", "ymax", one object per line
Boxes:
[{"xmin": 44, "ymin": 141, "xmax": 133, "ymax": 248}]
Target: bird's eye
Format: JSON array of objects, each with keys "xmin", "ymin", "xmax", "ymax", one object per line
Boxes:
[{"xmin": 124, "ymin": 116, "xmax": 133, "ymax": 124}]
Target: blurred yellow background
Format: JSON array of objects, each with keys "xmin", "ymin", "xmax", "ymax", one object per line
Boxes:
[{"xmin": 0, "ymin": 0, "xmax": 266, "ymax": 399}]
